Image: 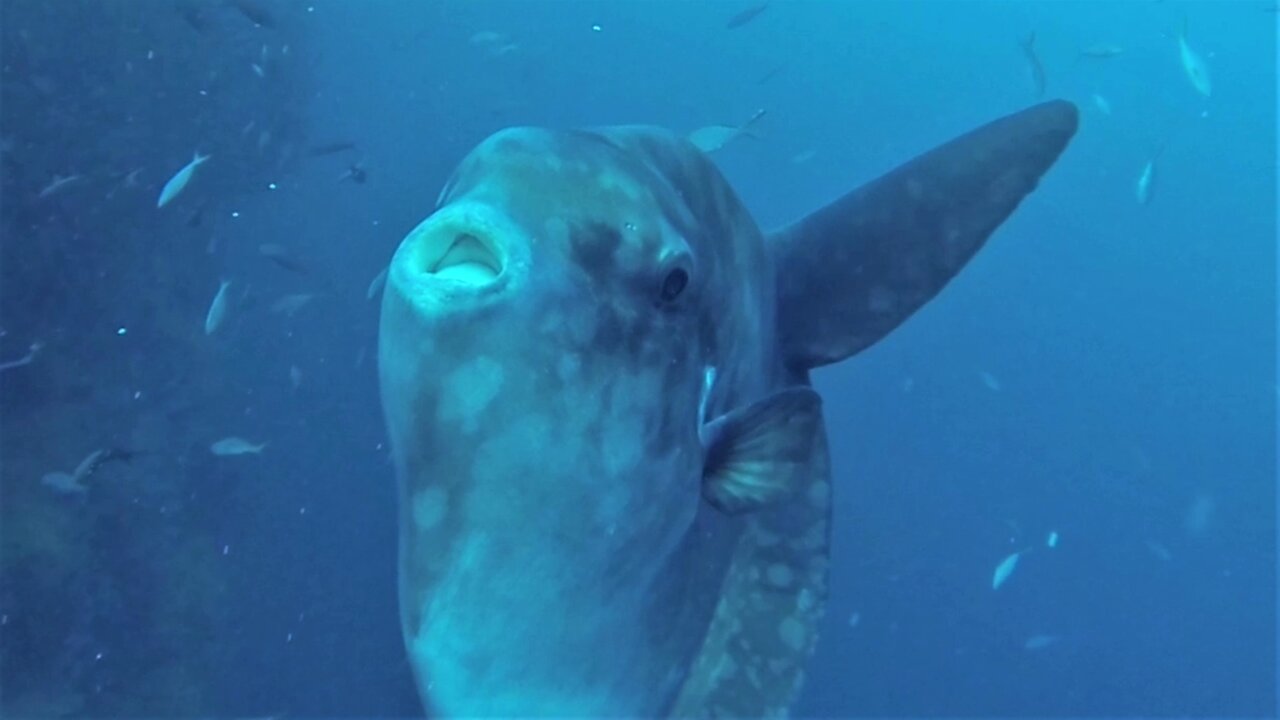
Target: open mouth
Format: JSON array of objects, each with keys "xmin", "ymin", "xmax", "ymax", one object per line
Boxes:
[
  {"xmin": 429, "ymin": 233, "xmax": 503, "ymax": 283},
  {"xmin": 415, "ymin": 220, "xmax": 506, "ymax": 285}
]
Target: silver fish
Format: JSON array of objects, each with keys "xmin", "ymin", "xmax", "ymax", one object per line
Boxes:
[
  {"xmin": 157, "ymin": 151, "xmax": 210, "ymax": 208},
  {"xmin": 210, "ymin": 437, "xmax": 267, "ymax": 455},
  {"xmin": 204, "ymin": 279, "xmax": 232, "ymax": 335}
]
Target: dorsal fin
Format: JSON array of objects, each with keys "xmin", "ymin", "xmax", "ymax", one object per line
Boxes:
[{"xmin": 769, "ymin": 100, "xmax": 1078, "ymax": 371}]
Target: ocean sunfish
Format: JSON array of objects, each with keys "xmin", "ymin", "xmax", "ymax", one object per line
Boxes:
[{"xmin": 378, "ymin": 100, "xmax": 1078, "ymax": 717}]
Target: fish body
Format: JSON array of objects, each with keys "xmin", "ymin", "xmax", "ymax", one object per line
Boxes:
[
  {"xmin": 37, "ymin": 173, "xmax": 85, "ymax": 199},
  {"xmin": 42, "ymin": 471, "xmax": 87, "ymax": 494},
  {"xmin": 979, "ymin": 370, "xmax": 1002, "ymax": 391},
  {"xmin": 1090, "ymin": 93, "xmax": 1112, "ymax": 115},
  {"xmin": 228, "ymin": 0, "xmax": 275, "ymax": 28},
  {"xmin": 205, "ymin": 279, "xmax": 232, "ymax": 335},
  {"xmin": 688, "ymin": 108, "xmax": 767, "ymax": 153},
  {"xmin": 157, "ymin": 151, "xmax": 210, "ymax": 208},
  {"xmin": 1178, "ymin": 20, "xmax": 1212, "ymax": 97},
  {"xmin": 270, "ymin": 293, "xmax": 315, "ymax": 317},
  {"xmin": 1077, "ymin": 44, "xmax": 1124, "ymax": 59},
  {"xmin": 1024, "ymin": 634, "xmax": 1060, "ymax": 650},
  {"xmin": 259, "ymin": 243, "xmax": 308, "ymax": 274},
  {"xmin": 1136, "ymin": 147, "xmax": 1163, "ymax": 205},
  {"xmin": 210, "ymin": 437, "xmax": 266, "ymax": 455},
  {"xmin": 993, "ymin": 550, "xmax": 1022, "ymax": 589},
  {"xmin": 379, "ymin": 102, "xmax": 1077, "ymax": 716},
  {"xmin": 726, "ymin": 0, "xmax": 770, "ymax": 29},
  {"xmin": 308, "ymin": 141, "xmax": 357, "ymax": 156}
]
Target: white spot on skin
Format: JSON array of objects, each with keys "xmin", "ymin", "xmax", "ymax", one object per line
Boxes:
[
  {"xmin": 806, "ymin": 480, "xmax": 830, "ymax": 509},
  {"xmin": 413, "ymin": 486, "xmax": 448, "ymax": 530},
  {"xmin": 438, "ymin": 356, "xmax": 505, "ymax": 434},
  {"xmin": 765, "ymin": 563, "xmax": 793, "ymax": 588},
  {"xmin": 778, "ymin": 616, "xmax": 807, "ymax": 652}
]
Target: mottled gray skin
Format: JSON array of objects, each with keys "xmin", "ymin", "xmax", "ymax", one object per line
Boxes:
[{"xmin": 379, "ymin": 101, "xmax": 1078, "ymax": 718}]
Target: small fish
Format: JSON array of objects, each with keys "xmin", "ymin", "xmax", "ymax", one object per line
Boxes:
[
  {"xmin": 1144, "ymin": 539, "xmax": 1174, "ymax": 562},
  {"xmin": 847, "ymin": 612, "xmax": 861, "ymax": 629},
  {"xmin": 211, "ymin": 437, "xmax": 267, "ymax": 455},
  {"xmin": 367, "ymin": 266, "xmax": 389, "ymax": 300},
  {"xmin": 251, "ymin": 62, "xmax": 265, "ymax": 78},
  {"xmin": 205, "ymin": 279, "xmax": 232, "ymax": 335},
  {"xmin": 308, "ymin": 141, "xmax": 357, "ymax": 156},
  {"xmin": 1136, "ymin": 145, "xmax": 1164, "ymax": 205},
  {"xmin": 270, "ymin": 293, "xmax": 315, "ymax": 317},
  {"xmin": 726, "ymin": 0, "xmax": 770, "ymax": 29},
  {"xmin": 157, "ymin": 151, "xmax": 210, "ymax": 208},
  {"xmin": 0, "ymin": 341, "xmax": 42, "ymax": 373},
  {"xmin": 1046, "ymin": 530, "xmax": 1059, "ymax": 548},
  {"xmin": 337, "ymin": 162, "xmax": 367, "ymax": 184},
  {"xmin": 992, "ymin": 550, "xmax": 1023, "ymax": 590},
  {"xmin": 1077, "ymin": 44, "xmax": 1124, "ymax": 60},
  {"xmin": 259, "ymin": 243, "xmax": 307, "ymax": 274},
  {"xmin": 1020, "ymin": 32, "xmax": 1047, "ymax": 98},
  {"xmin": 1023, "ymin": 634, "xmax": 1060, "ymax": 650},
  {"xmin": 688, "ymin": 108, "xmax": 767, "ymax": 153},
  {"xmin": 38, "ymin": 173, "xmax": 86, "ymax": 199},
  {"xmin": 42, "ymin": 471, "xmax": 87, "ymax": 494},
  {"xmin": 72, "ymin": 449, "xmax": 108, "ymax": 480},
  {"xmin": 790, "ymin": 149, "xmax": 817, "ymax": 164},
  {"xmin": 979, "ymin": 371, "xmax": 1002, "ymax": 392},
  {"xmin": 1090, "ymin": 93, "xmax": 1112, "ymax": 115},
  {"xmin": 289, "ymin": 364, "xmax": 303, "ymax": 390},
  {"xmin": 469, "ymin": 31, "xmax": 505, "ymax": 47},
  {"xmin": 1177, "ymin": 19, "xmax": 1212, "ymax": 97},
  {"xmin": 228, "ymin": 0, "xmax": 275, "ymax": 28}
]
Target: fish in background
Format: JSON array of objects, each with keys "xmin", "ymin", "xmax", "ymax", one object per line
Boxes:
[
  {"xmin": 688, "ymin": 108, "xmax": 767, "ymax": 153},
  {"xmin": 226, "ymin": 0, "xmax": 275, "ymax": 29},
  {"xmin": 308, "ymin": 141, "xmax": 358, "ymax": 157},
  {"xmin": 259, "ymin": 243, "xmax": 308, "ymax": 274},
  {"xmin": 210, "ymin": 437, "xmax": 267, "ymax": 455},
  {"xmin": 204, "ymin": 279, "xmax": 233, "ymax": 335},
  {"xmin": 1075, "ymin": 44, "xmax": 1125, "ymax": 62},
  {"xmin": 1020, "ymin": 32, "xmax": 1047, "ymax": 98},
  {"xmin": 337, "ymin": 162, "xmax": 368, "ymax": 184},
  {"xmin": 157, "ymin": 151, "xmax": 210, "ymax": 208},
  {"xmin": 1177, "ymin": 18, "xmax": 1212, "ymax": 97},
  {"xmin": 725, "ymin": 0, "xmax": 770, "ymax": 29},
  {"xmin": 1136, "ymin": 144, "xmax": 1165, "ymax": 205}
]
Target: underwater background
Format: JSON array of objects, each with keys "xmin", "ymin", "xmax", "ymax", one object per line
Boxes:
[{"xmin": 0, "ymin": 0, "xmax": 1274, "ymax": 717}]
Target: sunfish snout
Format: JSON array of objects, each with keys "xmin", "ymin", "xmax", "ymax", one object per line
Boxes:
[{"xmin": 396, "ymin": 201, "xmax": 523, "ymax": 295}]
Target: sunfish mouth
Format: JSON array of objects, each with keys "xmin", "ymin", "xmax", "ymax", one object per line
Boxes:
[
  {"xmin": 430, "ymin": 233, "xmax": 502, "ymax": 283},
  {"xmin": 410, "ymin": 204, "xmax": 511, "ymax": 286}
]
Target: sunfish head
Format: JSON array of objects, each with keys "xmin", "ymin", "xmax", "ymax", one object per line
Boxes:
[{"xmin": 379, "ymin": 127, "xmax": 775, "ymax": 716}]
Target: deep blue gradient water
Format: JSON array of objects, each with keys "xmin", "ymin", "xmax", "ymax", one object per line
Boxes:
[{"xmin": 2, "ymin": 1, "xmax": 1275, "ymax": 717}]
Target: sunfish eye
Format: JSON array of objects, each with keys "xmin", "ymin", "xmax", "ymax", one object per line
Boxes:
[{"xmin": 659, "ymin": 267, "xmax": 689, "ymax": 303}]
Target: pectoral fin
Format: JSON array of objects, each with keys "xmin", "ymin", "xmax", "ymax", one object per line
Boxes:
[{"xmin": 701, "ymin": 387, "xmax": 822, "ymax": 515}]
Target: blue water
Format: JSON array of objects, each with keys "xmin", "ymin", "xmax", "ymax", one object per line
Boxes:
[{"xmin": 1, "ymin": 1, "xmax": 1274, "ymax": 717}]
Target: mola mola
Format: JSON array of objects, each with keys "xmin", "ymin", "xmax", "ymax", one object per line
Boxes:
[{"xmin": 379, "ymin": 100, "xmax": 1078, "ymax": 717}]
